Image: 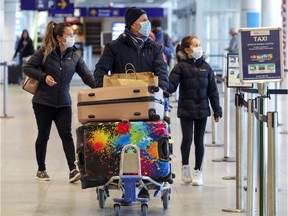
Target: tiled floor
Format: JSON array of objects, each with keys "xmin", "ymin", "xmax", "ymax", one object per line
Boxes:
[{"xmin": 1, "ymin": 76, "xmax": 287, "ymax": 216}]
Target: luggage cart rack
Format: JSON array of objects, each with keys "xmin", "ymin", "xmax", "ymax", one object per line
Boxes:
[{"xmin": 95, "ymin": 144, "xmax": 172, "ymax": 216}]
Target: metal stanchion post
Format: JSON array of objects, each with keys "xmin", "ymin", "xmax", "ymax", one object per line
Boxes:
[
  {"xmin": 235, "ymin": 91, "xmax": 245, "ymax": 211},
  {"xmin": 205, "ymin": 115, "xmax": 223, "ymax": 147},
  {"xmin": 257, "ymin": 83, "xmax": 268, "ymax": 216},
  {"xmin": 211, "ymin": 78, "xmax": 234, "ymax": 158},
  {"xmin": 222, "ymin": 90, "xmax": 245, "ymax": 213},
  {"xmin": 247, "ymin": 99, "xmax": 257, "ymax": 216},
  {"xmin": 272, "ymin": 83, "xmax": 282, "ymax": 127},
  {"xmin": 223, "ymin": 85, "xmax": 233, "ymax": 158},
  {"xmin": 211, "ymin": 117, "xmax": 216, "ymax": 143},
  {"xmin": 221, "ymin": 54, "xmax": 226, "ymax": 93},
  {"xmin": 267, "ymin": 111, "xmax": 278, "ymax": 216},
  {"xmin": 205, "ymin": 116, "xmax": 212, "ymax": 134},
  {"xmin": 0, "ymin": 62, "xmax": 13, "ymax": 119}
]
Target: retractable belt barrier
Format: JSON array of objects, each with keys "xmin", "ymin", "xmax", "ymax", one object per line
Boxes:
[
  {"xmin": 210, "ymin": 73, "xmax": 237, "ymax": 164},
  {"xmin": 223, "ymin": 86, "xmax": 287, "ymax": 215}
]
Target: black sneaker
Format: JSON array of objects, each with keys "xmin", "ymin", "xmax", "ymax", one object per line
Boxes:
[
  {"xmin": 36, "ymin": 171, "xmax": 50, "ymax": 181},
  {"xmin": 69, "ymin": 169, "xmax": 80, "ymax": 183}
]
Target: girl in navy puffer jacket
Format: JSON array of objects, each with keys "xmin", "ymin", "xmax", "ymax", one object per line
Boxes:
[{"xmin": 168, "ymin": 36, "xmax": 222, "ymax": 186}]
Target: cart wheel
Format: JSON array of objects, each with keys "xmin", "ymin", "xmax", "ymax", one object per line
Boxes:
[
  {"xmin": 98, "ymin": 189, "xmax": 107, "ymax": 208},
  {"xmin": 162, "ymin": 190, "xmax": 170, "ymax": 209},
  {"xmin": 114, "ymin": 204, "xmax": 121, "ymax": 216},
  {"xmin": 141, "ymin": 204, "xmax": 148, "ymax": 216}
]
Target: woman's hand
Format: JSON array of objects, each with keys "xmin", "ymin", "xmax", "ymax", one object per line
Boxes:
[
  {"xmin": 45, "ymin": 75, "xmax": 57, "ymax": 87},
  {"xmin": 214, "ymin": 116, "xmax": 221, "ymax": 122}
]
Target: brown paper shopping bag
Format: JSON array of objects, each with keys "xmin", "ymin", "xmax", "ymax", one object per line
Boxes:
[{"xmin": 103, "ymin": 63, "xmax": 158, "ymax": 87}]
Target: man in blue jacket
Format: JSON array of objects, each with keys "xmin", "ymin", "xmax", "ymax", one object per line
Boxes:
[
  {"xmin": 151, "ymin": 18, "xmax": 174, "ymax": 66},
  {"xmin": 94, "ymin": 7, "xmax": 169, "ymax": 91},
  {"xmin": 225, "ymin": 27, "xmax": 238, "ymax": 53}
]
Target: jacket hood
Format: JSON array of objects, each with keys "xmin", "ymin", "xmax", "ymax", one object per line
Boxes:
[{"xmin": 176, "ymin": 51, "xmax": 187, "ymax": 61}]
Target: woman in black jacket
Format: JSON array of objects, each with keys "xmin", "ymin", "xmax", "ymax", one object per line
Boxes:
[
  {"xmin": 13, "ymin": 29, "xmax": 35, "ymax": 66},
  {"xmin": 168, "ymin": 36, "xmax": 222, "ymax": 186},
  {"xmin": 23, "ymin": 21, "xmax": 95, "ymax": 183}
]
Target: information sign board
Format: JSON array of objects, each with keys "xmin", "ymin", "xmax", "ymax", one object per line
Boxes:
[
  {"xmin": 238, "ymin": 27, "xmax": 283, "ymax": 83},
  {"xmin": 227, "ymin": 53, "xmax": 253, "ymax": 88}
]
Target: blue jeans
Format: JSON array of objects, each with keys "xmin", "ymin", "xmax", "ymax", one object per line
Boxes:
[
  {"xmin": 33, "ymin": 103, "xmax": 76, "ymax": 171},
  {"xmin": 180, "ymin": 117, "xmax": 207, "ymax": 170}
]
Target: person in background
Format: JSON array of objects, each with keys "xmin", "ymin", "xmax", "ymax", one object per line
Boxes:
[
  {"xmin": 168, "ymin": 36, "xmax": 222, "ymax": 186},
  {"xmin": 148, "ymin": 31, "xmax": 156, "ymax": 41},
  {"xmin": 13, "ymin": 29, "xmax": 35, "ymax": 66},
  {"xmin": 94, "ymin": 7, "xmax": 169, "ymax": 91},
  {"xmin": 23, "ymin": 21, "xmax": 95, "ymax": 183},
  {"xmin": 149, "ymin": 31, "xmax": 167, "ymax": 64},
  {"xmin": 225, "ymin": 27, "xmax": 238, "ymax": 53},
  {"xmin": 151, "ymin": 18, "xmax": 174, "ymax": 66}
]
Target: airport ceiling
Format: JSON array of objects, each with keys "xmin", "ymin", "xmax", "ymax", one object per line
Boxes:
[{"xmin": 73, "ymin": 0, "xmax": 170, "ymax": 8}]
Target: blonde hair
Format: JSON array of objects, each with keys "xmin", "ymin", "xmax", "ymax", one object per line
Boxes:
[{"xmin": 41, "ymin": 21, "xmax": 72, "ymax": 59}]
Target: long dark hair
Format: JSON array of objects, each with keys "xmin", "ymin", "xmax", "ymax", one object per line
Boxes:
[{"xmin": 20, "ymin": 29, "xmax": 30, "ymax": 41}]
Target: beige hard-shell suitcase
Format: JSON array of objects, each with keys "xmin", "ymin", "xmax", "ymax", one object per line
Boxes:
[{"xmin": 77, "ymin": 84, "xmax": 165, "ymax": 124}]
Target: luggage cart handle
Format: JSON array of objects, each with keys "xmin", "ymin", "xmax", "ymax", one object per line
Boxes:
[{"xmin": 120, "ymin": 144, "xmax": 142, "ymax": 176}]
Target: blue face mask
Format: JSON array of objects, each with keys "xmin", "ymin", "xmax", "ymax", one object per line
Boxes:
[{"xmin": 138, "ymin": 21, "xmax": 151, "ymax": 37}]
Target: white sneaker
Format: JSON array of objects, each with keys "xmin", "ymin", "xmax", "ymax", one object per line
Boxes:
[
  {"xmin": 181, "ymin": 165, "xmax": 192, "ymax": 184},
  {"xmin": 192, "ymin": 169, "xmax": 203, "ymax": 186}
]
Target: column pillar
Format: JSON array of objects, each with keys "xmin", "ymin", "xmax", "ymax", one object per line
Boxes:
[
  {"xmin": 262, "ymin": 0, "xmax": 282, "ymax": 27},
  {"xmin": 0, "ymin": 0, "xmax": 4, "ymax": 65},
  {"xmin": 4, "ymin": 0, "xmax": 18, "ymax": 62},
  {"xmin": 240, "ymin": 0, "xmax": 261, "ymax": 27}
]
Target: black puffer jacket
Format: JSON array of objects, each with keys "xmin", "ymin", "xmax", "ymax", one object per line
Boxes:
[
  {"xmin": 13, "ymin": 38, "xmax": 35, "ymax": 59},
  {"xmin": 168, "ymin": 56, "xmax": 222, "ymax": 119},
  {"xmin": 23, "ymin": 46, "xmax": 95, "ymax": 108},
  {"xmin": 94, "ymin": 31, "xmax": 169, "ymax": 91}
]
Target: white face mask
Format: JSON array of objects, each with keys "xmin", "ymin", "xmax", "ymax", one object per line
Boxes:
[
  {"xmin": 64, "ymin": 37, "xmax": 75, "ymax": 48},
  {"xmin": 138, "ymin": 21, "xmax": 151, "ymax": 37},
  {"xmin": 192, "ymin": 46, "xmax": 203, "ymax": 60}
]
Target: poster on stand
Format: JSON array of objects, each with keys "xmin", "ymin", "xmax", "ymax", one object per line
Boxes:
[
  {"xmin": 227, "ymin": 53, "xmax": 253, "ymax": 88},
  {"xmin": 238, "ymin": 27, "xmax": 284, "ymax": 83}
]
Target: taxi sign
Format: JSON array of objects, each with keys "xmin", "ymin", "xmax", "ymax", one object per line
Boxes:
[{"xmin": 238, "ymin": 27, "xmax": 284, "ymax": 83}]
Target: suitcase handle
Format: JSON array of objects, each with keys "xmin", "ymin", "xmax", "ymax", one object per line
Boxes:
[
  {"xmin": 88, "ymin": 114, "xmax": 95, "ymax": 119},
  {"xmin": 88, "ymin": 93, "xmax": 95, "ymax": 97},
  {"xmin": 133, "ymin": 85, "xmax": 159, "ymax": 94},
  {"xmin": 133, "ymin": 89, "xmax": 140, "ymax": 93},
  {"xmin": 158, "ymin": 137, "xmax": 170, "ymax": 161},
  {"xmin": 134, "ymin": 112, "xmax": 141, "ymax": 116}
]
